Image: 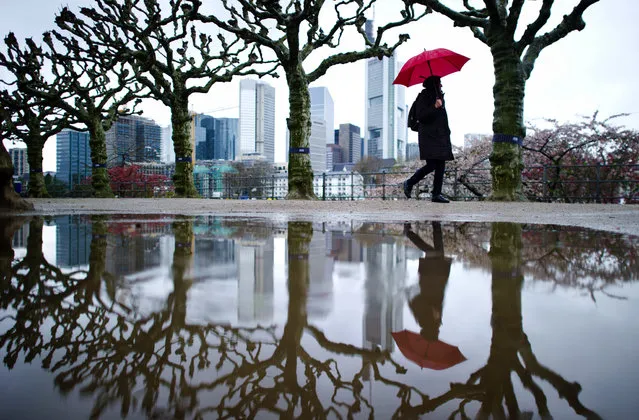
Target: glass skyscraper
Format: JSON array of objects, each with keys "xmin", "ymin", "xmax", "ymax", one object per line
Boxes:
[
  {"xmin": 238, "ymin": 79, "xmax": 275, "ymax": 163},
  {"xmin": 56, "ymin": 129, "xmax": 92, "ymax": 189},
  {"xmin": 364, "ymin": 20, "xmax": 408, "ymax": 161},
  {"xmin": 105, "ymin": 115, "xmax": 162, "ymax": 166}
]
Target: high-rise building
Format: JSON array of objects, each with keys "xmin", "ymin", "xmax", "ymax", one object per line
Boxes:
[
  {"xmin": 106, "ymin": 115, "xmax": 162, "ymax": 166},
  {"xmin": 56, "ymin": 129, "xmax": 91, "ymax": 189},
  {"xmin": 364, "ymin": 20, "xmax": 408, "ymax": 161},
  {"xmin": 326, "ymin": 143, "xmax": 343, "ymax": 171},
  {"xmin": 213, "ymin": 118, "xmax": 238, "ymax": 161},
  {"xmin": 8, "ymin": 146, "xmax": 29, "ymax": 178},
  {"xmin": 161, "ymin": 125, "xmax": 175, "ymax": 163},
  {"xmin": 239, "ymin": 79, "xmax": 276, "ymax": 163},
  {"xmin": 336, "ymin": 123, "xmax": 362, "ymax": 164},
  {"xmin": 309, "ymin": 86, "xmax": 335, "ymax": 146},
  {"xmin": 309, "ymin": 119, "xmax": 327, "ymax": 173},
  {"xmin": 193, "ymin": 113, "xmax": 212, "ymax": 161}
]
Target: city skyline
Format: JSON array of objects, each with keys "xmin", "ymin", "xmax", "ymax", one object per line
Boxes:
[{"xmin": 2, "ymin": 0, "xmax": 638, "ymax": 172}]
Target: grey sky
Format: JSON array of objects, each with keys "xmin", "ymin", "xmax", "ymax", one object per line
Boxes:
[{"xmin": 1, "ymin": 0, "xmax": 638, "ymax": 170}]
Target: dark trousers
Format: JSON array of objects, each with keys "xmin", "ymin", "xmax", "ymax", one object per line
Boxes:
[{"xmin": 406, "ymin": 159, "xmax": 446, "ymax": 196}]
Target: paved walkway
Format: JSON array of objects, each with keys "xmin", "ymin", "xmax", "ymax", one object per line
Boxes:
[{"xmin": 14, "ymin": 198, "xmax": 639, "ymax": 236}]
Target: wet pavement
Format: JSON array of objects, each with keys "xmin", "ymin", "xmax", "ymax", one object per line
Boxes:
[{"xmin": 1, "ymin": 215, "xmax": 638, "ymax": 419}]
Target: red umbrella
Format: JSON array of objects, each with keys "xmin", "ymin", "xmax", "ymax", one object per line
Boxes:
[
  {"xmin": 391, "ymin": 330, "xmax": 466, "ymax": 370},
  {"xmin": 393, "ymin": 48, "xmax": 470, "ymax": 87}
]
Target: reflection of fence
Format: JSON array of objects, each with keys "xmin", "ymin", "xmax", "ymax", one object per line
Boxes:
[{"xmin": 83, "ymin": 163, "xmax": 639, "ymax": 203}]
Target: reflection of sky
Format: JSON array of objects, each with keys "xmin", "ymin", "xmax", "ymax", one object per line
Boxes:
[{"xmin": 3, "ymin": 218, "xmax": 639, "ymax": 419}]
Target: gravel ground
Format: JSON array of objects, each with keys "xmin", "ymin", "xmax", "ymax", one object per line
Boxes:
[{"xmin": 12, "ymin": 198, "xmax": 639, "ymax": 237}]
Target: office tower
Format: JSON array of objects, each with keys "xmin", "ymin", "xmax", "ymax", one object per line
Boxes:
[
  {"xmin": 364, "ymin": 20, "xmax": 408, "ymax": 160},
  {"xmin": 214, "ymin": 118, "xmax": 238, "ymax": 160},
  {"xmin": 337, "ymin": 123, "xmax": 362, "ymax": 164},
  {"xmin": 238, "ymin": 79, "xmax": 276, "ymax": 163},
  {"xmin": 8, "ymin": 146, "xmax": 29, "ymax": 178},
  {"xmin": 161, "ymin": 125, "xmax": 175, "ymax": 163},
  {"xmin": 105, "ymin": 115, "xmax": 162, "ymax": 167},
  {"xmin": 309, "ymin": 86, "xmax": 335, "ymax": 146},
  {"xmin": 193, "ymin": 113, "xmax": 212, "ymax": 161},
  {"xmin": 309, "ymin": 119, "xmax": 327, "ymax": 173},
  {"xmin": 326, "ymin": 144, "xmax": 343, "ymax": 171},
  {"xmin": 56, "ymin": 129, "xmax": 91, "ymax": 189}
]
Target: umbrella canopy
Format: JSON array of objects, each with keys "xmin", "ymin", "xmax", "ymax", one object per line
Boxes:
[
  {"xmin": 393, "ymin": 48, "xmax": 470, "ymax": 87},
  {"xmin": 391, "ymin": 330, "xmax": 466, "ymax": 370}
]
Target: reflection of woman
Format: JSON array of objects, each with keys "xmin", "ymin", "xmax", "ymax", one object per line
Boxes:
[{"xmin": 404, "ymin": 222, "xmax": 452, "ymax": 341}]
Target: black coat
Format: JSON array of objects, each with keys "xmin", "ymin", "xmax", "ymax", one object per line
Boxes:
[{"xmin": 414, "ymin": 90, "xmax": 454, "ymax": 161}]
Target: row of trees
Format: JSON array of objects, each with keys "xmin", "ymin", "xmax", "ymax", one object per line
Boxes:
[{"xmin": 1, "ymin": 0, "xmax": 602, "ymax": 209}]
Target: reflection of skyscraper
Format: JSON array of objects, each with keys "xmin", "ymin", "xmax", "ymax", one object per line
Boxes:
[
  {"xmin": 11, "ymin": 221, "xmax": 29, "ymax": 249},
  {"xmin": 105, "ymin": 223, "xmax": 167, "ymax": 277},
  {"xmin": 362, "ymin": 236, "xmax": 406, "ymax": 352},
  {"xmin": 237, "ymin": 237, "xmax": 274, "ymax": 322},
  {"xmin": 327, "ymin": 230, "xmax": 364, "ymax": 262},
  {"xmin": 193, "ymin": 238, "xmax": 237, "ymax": 280},
  {"xmin": 308, "ymin": 230, "xmax": 334, "ymax": 320},
  {"xmin": 56, "ymin": 215, "xmax": 91, "ymax": 268}
]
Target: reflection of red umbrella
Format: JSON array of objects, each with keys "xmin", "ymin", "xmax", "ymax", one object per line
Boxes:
[
  {"xmin": 393, "ymin": 48, "xmax": 470, "ymax": 87},
  {"xmin": 391, "ymin": 330, "xmax": 466, "ymax": 370}
]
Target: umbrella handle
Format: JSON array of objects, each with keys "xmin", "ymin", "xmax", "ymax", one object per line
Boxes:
[{"xmin": 427, "ymin": 60, "xmax": 432, "ymax": 77}]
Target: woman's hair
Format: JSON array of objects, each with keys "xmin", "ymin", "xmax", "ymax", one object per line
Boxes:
[{"xmin": 422, "ymin": 76, "xmax": 442, "ymax": 97}]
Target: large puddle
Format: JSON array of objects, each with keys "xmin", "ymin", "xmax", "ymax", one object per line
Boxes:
[{"xmin": 1, "ymin": 215, "xmax": 637, "ymax": 419}]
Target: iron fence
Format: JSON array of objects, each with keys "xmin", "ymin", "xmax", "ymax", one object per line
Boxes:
[{"xmin": 56, "ymin": 163, "xmax": 638, "ymax": 203}]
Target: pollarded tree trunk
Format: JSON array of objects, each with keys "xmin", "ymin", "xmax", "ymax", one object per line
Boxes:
[
  {"xmin": 87, "ymin": 119, "xmax": 114, "ymax": 198},
  {"xmin": 0, "ymin": 141, "xmax": 33, "ymax": 210},
  {"xmin": 25, "ymin": 135, "xmax": 49, "ymax": 198},
  {"xmin": 488, "ymin": 31, "xmax": 526, "ymax": 202},
  {"xmin": 171, "ymin": 93, "xmax": 198, "ymax": 198},
  {"xmin": 286, "ymin": 68, "xmax": 316, "ymax": 200}
]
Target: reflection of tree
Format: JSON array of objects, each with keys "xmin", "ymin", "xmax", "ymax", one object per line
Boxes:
[
  {"xmin": 0, "ymin": 218, "xmax": 614, "ymax": 418},
  {"xmin": 456, "ymin": 223, "xmax": 601, "ymax": 419}
]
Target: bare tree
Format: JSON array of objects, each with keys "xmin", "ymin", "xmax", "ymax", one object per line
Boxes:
[
  {"xmin": 407, "ymin": 0, "xmax": 600, "ymax": 201},
  {"xmin": 61, "ymin": 0, "xmax": 278, "ymax": 197},
  {"xmin": 0, "ymin": 35, "xmax": 72, "ymax": 198},
  {"xmin": 198, "ymin": 0, "xmax": 426, "ymax": 199},
  {"xmin": 0, "ymin": 105, "xmax": 34, "ymax": 210}
]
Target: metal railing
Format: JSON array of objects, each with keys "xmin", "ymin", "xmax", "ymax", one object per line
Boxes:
[{"xmin": 49, "ymin": 163, "xmax": 638, "ymax": 203}]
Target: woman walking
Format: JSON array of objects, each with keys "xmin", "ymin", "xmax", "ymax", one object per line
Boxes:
[{"xmin": 403, "ymin": 76, "xmax": 454, "ymax": 203}]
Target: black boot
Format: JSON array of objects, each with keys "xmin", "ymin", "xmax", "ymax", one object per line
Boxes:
[
  {"xmin": 403, "ymin": 181, "xmax": 413, "ymax": 199},
  {"xmin": 432, "ymin": 194, "xmax": 450, "ymax": 203}
]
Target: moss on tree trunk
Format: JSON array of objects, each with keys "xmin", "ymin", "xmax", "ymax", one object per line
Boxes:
[
  {"xmin": 171, "ymin": 96, "xmax": 197, "ymax": 198},
  {"xmin": 488, "ymin": 31, "xmax": 526, "ymax": 202},
  {"xmin": 25, "ymin": 135, "xmax": 49, "ymax": 198},
  {"xmin": 88, "ymin": 120, "xmax": 114, "ymax": 198},
  {"xmin": 0, "ymin": 142, "xmax": 33, "ymax": 210},
  {"xmin": 286, "ymin": 69, "xmax": 316, "ymax": 200}
]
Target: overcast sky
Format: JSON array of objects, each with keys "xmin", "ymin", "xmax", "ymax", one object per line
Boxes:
[{"xmin": 2, "ymin": 0, "xmax": 638, "ymax": 171}]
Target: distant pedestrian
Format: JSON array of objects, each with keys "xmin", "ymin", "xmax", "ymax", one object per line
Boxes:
[{"xmin": 403, "ymin": 76, "xmax": 454, "ymax": 203}]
